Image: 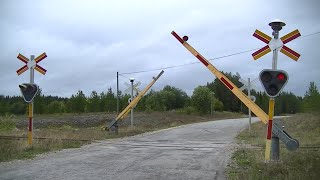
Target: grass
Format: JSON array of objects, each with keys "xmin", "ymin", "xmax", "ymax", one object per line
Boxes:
[
  {"xmin": 0, "ymin": 114, "xmax": 16, "ymax": 131},
  {"xmin": 0, "ymin": 139, "xmax": 83, "ymax": 162},
  {"xmin": 0, "ymin": 111, "xmax": 243, "ymax": 162},
  {"xmin": 227, "ymin": 113, "xmax": 320, "ymax": 180}
]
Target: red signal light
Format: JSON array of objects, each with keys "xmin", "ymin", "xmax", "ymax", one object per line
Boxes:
[
  {"xmin": 259, "ymin": 69, "xmax": 289, "ymax": 97},
  {"xmin": 277, "ymin": 73, "xmax": 286, "ymax": 81}
]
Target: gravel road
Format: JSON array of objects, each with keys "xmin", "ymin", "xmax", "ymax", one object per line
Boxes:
[{"xmin": 0, "ymin": 117, "xmax": 259, "ymax": 180}]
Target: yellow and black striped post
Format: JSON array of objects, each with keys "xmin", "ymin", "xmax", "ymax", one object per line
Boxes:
[
  {"xmin": 28, "ymin": 102, "xmax": 33, "ymax": 146},
  {"xmin": 265, "ymin": 98, "xmax": 275, "ymax": 161}
]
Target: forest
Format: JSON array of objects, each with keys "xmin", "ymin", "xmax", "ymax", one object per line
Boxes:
[{"xmin": 0, "ymin": 72, "xmax": 319, "ymax": 115}]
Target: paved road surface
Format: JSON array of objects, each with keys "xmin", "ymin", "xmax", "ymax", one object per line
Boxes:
[{"xmin": 0, "ymin": 117, "xmax": 259, "ymax": 180}]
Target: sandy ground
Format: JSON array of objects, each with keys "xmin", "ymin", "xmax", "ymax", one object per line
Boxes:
[{"xmin": 0, "ymin": 117, "xmax": 259, "ymax": 180}]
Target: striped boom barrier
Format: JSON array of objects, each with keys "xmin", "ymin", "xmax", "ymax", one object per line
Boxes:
[
  {"xmin": 107, "ymin": 70, "xmax": 164, "ymax": 130},
  {"xmin": 171, "ymin": 31, "xmax": 269, "ymax": 124}
]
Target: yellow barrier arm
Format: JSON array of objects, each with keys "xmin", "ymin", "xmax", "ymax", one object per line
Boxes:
[
  {"xmin": 171, "ymin": 31, "xmax": 268, "ymax": 124},
  {"xmin": 107, "ymin": 70, "xmax": 164, "ymax": 129}
]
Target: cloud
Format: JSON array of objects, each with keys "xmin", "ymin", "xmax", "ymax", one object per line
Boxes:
[{"xmin": 0, "ymin": 0, "xmax": 319, "ymax": 98}]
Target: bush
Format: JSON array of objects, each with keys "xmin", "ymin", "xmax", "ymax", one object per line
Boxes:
[{"xmin": 177, "ymin": 106, "xmax": 196, "ymax": 115}]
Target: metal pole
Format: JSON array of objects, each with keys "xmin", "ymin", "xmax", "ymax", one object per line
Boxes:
[
  {"xmin": 117, "ymin": 72, "xmax": 119, "ymax": 115},
  {"xmin": 130, "ymin": 79, "xmax": 134, "ymax": 127},
  {"xmin": 210, "ymin": 92, "xmax": 213, "ymax": 117},
  {"xmin": 266, "ymin": 20, "xmax": 284, "ymax": 161},
  {"xmin": 248, "ymin": 78, "xmax": 252, "ymax": 135},
  {"xmin": 28, "ymin": 55, "xmax": 35, "ymax": 146},
  {"xmin": 271, "ymin": 29, "xmax": 280, "ymax": 161}
]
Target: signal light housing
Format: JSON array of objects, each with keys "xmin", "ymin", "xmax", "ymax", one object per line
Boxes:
[
  {"xmin": 19, "ymin": 83, "xmax": 39, "ymax": 103},
  {"xmin": 259, "ymin": 69, "xmax": 289, "ymax": 97}
]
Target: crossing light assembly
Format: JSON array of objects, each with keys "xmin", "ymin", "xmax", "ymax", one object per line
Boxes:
[
  {"xmin": 19, "ymin": 83, "xmax": 39, "ymax": 103},
  {"xmin": 259, "ymin": 69, "xmax": 289, "ymax": 97}
]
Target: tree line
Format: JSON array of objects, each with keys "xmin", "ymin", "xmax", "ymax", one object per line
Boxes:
[{"xmin": 0, "ymin": 72, "xmax": 319, "ymax": 115}]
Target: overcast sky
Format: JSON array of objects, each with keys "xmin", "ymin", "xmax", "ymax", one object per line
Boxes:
[{"xmin": 1, "ymin": 0, "xmax": 319, "ymax": 98}]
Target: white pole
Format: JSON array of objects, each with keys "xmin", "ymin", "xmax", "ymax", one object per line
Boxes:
[
  {"xmin": 29, "ymin": 55, "xmax": 35, "ymax": 146},
  {"xmin": 248, "ymin": 78, "xmax": 252, "ymax": 135}
]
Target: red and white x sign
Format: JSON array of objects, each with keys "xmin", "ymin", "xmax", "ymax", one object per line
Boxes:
[
  {"xmin": 252, "ymin": 29, "xmax": 301, "ymax": 61},
  {"xmin": 17, "ymin": 53, "xmax": 47, "ymax": 75}
]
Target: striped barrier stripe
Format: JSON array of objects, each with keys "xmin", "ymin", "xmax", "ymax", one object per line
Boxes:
[
  {"xmin": 253, "ymin": 29, "xmax": 272, "ymax": 44},
  {"xmin": 16, "ymin": 65, "xmax": 29, "ymax": 75},
  {"xmin": 35, "ymin": 52, "xmax": 47, "ymax": 63},
  {"xmin": 221, "ymin": 77, "xmax": 234, "ymax": 90},
  {"xmin": 196, "ymin": 55, "xmax": 209, "ymax": 66},
  {"xmin": 280, "ymin": 45, "xmax": 300, "ymax": 61},
  {"xmin": 35, "ymin": 64, "xmax": 47, "ymax": 75},
  {"xmin": 252, "ymin": 45, "xmax": 271, "ymax": 60},
  {"xmin": 281, "ymin": 29, "xmax": 301, "ymax": 44},
  {"xmin": 266, "ymin": 120, "xmax": 273, "ymax": 139},
  {"xmin": 17, "ymin": 54, "xmax": 29, "ymax": 64}
]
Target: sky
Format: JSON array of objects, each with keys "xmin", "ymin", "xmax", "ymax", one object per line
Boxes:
[{"xmin": 1, "ymin": 0, "xmax": 319, "ymax": 98}]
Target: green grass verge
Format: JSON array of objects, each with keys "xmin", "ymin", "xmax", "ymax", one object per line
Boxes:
[
  {"xmin": 227, "ymin": 113, "xmax": 320, "ymax": 180},
  {"xmin": 0, "ymin": 139, "xmax": 84, "ymax": 162}
]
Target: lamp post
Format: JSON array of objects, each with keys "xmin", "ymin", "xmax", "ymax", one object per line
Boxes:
[{"xmin": 130, "ymin": 78, "xmax": 134, "ymax": 128}]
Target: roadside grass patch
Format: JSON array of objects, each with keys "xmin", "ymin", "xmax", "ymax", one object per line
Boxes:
[
  {"xmin": 0, "ymin": 115, "xmax": 16, "ymax": 131},
  {"xmin": 227, "ymin": 113, "xmax": 320, "ymax": 180},
  {"xmin": 0, "ymin": 138, "xmax": 85, "ymax": 162}
]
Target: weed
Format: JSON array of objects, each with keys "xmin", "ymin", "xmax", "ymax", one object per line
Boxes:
[
  {"xmin": 228, "ymin": 113, "xmax": 320, "ymax": 180},
  {"xmin": 0, "ymin": 114, "xmax": 16, "ymax": 131}
]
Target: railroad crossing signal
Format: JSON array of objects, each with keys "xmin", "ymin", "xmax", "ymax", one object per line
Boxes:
[
  {"xmin": 124, "ymin": 81, "xmax": 141, "ymax": 94},
  {"xmin": 16, "ymin": 53, "xmax": 47, "ymax": 146},
  {"xmin": 239, "ymin": 78, "xmax": 258, "ymax": 92},
  {"xmin": 259, "ymin": 69, "xmax": 289, "ymax": 97},
  {"xmin": 19, "ymin": 83, "xmax": 39, "ymax": 103},
  {"xmin": 17, "ymin": 53, "xmax": 47, "ymax": 75},
  {"xmin": 252, "ymin": 29, "xmax": 301, "ymax": 61}
]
